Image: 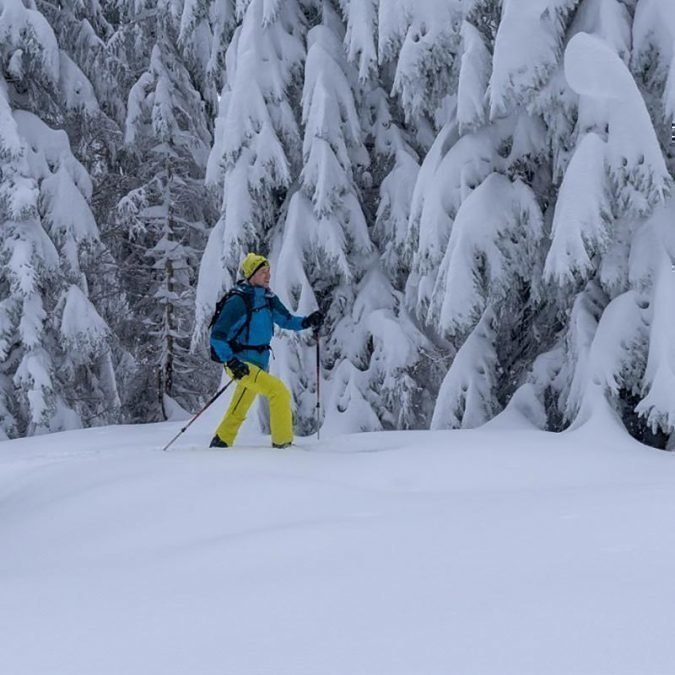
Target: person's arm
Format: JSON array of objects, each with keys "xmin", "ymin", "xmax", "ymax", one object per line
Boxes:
[
  {"xmin": 210, "ymin": 295, "xmax": 247, "ymax": 362},
  {"xmin": 270, "ymin": 295, "xmax": 306, "ymax": 331},
  {"xmin": 271, "ymin": 295, "xmax": 324, "ymax": 332}
]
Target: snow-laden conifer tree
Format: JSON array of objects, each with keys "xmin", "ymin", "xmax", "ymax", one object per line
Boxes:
[
  {"xmin": 404, "ymin": 0, "xmax": 557, "ymax": 429},
  {"xmin": 428, "ymin": 171, "xmax": 545, "ymax": 430},
  {"xmin": 115, "ymin": 1, "xmax": 216, "ymax": 421},
  {"xmin": 177, "ymin": 0, "xmax": 236, "ymax": 117},
  {"xmin": 531, "ymin": 25, "xmax": 672, "ymax": 442},
  {"xmin": 37, "ymin": 0, "xmax": 127, "ymax": 125},
  {"xmin": 386, "ymin": 0, "xmax": 463, "ymax": 145},
  {"xmin": 633, "ymin": 0, "xmax": 675, "ymax": 142},
  {"xmin": 194, "ymin": 0, "xmax": 306, "ymax": 339},
  {"xmin": 342, "ymin": 0, "xmax": 440, "ymax": 429},
  {"xmin": 38, "ymin": 0, "xmax": 132, "ymax": 412},
  {"xmin": 407, "ymin": 0, "xmax": 675, "ymax": 432},
  {"xmin": 468, "ymin": 1, "xmax": 675, "ymax": 446},
  {"xmin": 632, "ymin": 206, "xmax": 675, "ymax": 442},
  {"xmin": 0, "ymin": 0, "xmax": 118, "ymax": 437},
  {"xmin": 274, "ymin": 3, "xmax": 422, "ymax": 434}
]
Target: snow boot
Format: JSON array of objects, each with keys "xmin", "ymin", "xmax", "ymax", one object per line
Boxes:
[
  {"xmin": 272, "ymin": 442, "xmax": 292, "ymax": 449},
  {"xmin": 209, "ymin": 435, "xmax": 229, "ymax": 448}
]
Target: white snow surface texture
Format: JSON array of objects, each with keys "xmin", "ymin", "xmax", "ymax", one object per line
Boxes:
[{"xmin": 3, "ymin": 410, "xmax": 675, "ymax": 675}]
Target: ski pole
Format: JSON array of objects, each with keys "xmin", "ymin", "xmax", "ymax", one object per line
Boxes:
[
  {"xmin": 162, "ymin": 379, "xmax": 234, "ymax": 452},
  {"xmin": 314, "ymin": 328, "xmax": 321, "ymax": 440}
]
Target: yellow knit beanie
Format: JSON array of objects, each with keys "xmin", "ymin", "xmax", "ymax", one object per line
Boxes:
[{"xmin": 240, "ymin": 253, "xmax": 270, "ymax": 280}]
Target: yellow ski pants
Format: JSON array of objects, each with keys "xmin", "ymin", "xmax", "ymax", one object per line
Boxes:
[{"xmin": 215, "ymin": 363, "xmax": 293, "ymax": 447}]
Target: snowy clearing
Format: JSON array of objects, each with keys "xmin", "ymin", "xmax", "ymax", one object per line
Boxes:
[{"xmin": 2, "ymin": 415, "xmax": 675, "ymax": 675}]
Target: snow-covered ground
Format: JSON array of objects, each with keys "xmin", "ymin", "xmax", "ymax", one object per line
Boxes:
[{"xmin": 3, "ymin": 409, "xmax": 675, "ymax": 675}]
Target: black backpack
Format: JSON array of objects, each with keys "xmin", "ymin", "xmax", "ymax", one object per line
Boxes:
[{"xmin": 208, "ymin": 287, "xmax": 253, "ymax": 362}]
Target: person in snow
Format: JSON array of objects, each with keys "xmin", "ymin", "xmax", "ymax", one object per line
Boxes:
[{"xmin": 210, "ymin": 253, "xmax": 323, "ymax": 448}]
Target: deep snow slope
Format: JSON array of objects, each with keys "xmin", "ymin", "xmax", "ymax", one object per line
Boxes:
[{"xmin": 2, "ymin": 416, "xmax": 675, "ymax": 675}]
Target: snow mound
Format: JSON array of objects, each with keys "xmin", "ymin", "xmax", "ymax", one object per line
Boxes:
[{"xmin": 2, "ymin": 422, "xmax": 675, "ymax": 674}]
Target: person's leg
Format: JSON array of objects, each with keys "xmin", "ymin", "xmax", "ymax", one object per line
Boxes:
[
  {"xmin": 214, "ymin": 379, "xmax": 257, "ymax": 446},
  {"xmin": 235, "ymin": 364, "xmax": 293, "ymax": 446}
]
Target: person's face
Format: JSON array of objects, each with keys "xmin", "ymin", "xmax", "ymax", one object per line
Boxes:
[{"xmin": 249, "ymin": 264, "xmax": 271, "ymax": 288}]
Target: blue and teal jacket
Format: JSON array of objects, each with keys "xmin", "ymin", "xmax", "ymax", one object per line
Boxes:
[{"xmin": 210, "ymin": 282, "xmax": 305, "ymax": 370}]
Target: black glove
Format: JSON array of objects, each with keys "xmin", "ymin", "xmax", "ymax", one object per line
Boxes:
[
  {"xmin": 227, "ymin": 357, "xmax": 249, "ymax": 380},
  {"xmin": 302, "ymin": 310, "xmax": 324, "ymax": 329}
]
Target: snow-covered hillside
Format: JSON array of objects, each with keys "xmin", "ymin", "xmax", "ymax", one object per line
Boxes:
[{"xmin": 3, "ymin": 412, "xmax": 675, "ymax": 675}]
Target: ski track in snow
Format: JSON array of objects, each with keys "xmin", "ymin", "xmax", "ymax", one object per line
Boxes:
[{"xmin": 2, "ymin": 421, "xmax": 675, "ymax": 675}]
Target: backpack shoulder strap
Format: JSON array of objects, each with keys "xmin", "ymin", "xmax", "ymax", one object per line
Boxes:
[
  {"xmin": 209, "ymin": 286, "xmax": 251, "ymax": 330},
  {"xmin": 233, "ymin": 288, "xmax": 254, "ymax": 341}
]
